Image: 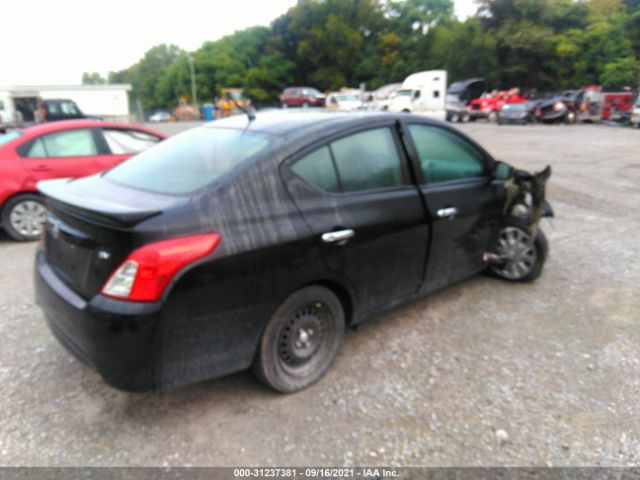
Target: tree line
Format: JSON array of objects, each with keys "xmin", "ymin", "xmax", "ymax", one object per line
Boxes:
[{"xmin": 83, "ymin": 0, "xmax": 640, "ymax": 110}]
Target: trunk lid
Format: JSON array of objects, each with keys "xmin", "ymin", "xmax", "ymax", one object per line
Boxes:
[{"xmin": 38, "ymin": 175, "xmax": 185, "ymax": 300}]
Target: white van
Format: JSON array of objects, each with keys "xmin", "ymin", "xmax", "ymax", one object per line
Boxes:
[{"xmin": 388, "ymin": 70, "xmax": 447, "ymax": 120}]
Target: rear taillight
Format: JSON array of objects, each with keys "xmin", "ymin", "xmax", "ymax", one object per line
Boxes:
[{"xmin": 101, "ymin": 233, "xmax": 221, "ymax": 302}]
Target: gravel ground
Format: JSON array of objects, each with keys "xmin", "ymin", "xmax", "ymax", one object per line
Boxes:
[{"xmin": 0, "ymin": 121, "xmax": 639, "ymax": 467}]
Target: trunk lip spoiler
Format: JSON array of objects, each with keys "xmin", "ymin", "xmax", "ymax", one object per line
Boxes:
[{"xmin": 38, "ymin": 178, "xmax": 177, "ymax": 227}]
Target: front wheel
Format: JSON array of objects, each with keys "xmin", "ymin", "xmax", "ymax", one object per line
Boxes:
[
  {"xmin": 487, "ymin": 111, "xmax": 498, "ymax": 123},
  {"xmin": 2, "ymin": 193, "xmax": 46, "ymax": 241},
  {"xmin": 254, "ymin": 286, "xmax": 345, "ymax": 392},
  {"xmin": 489, "ymin": 223, "xmax": 548, "ymax": 282}
]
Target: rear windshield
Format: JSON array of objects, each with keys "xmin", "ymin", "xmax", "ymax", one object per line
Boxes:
[
  {"xmin": 0, "ymin": 131, "xmax": 21, "ymax": 146},
  {"xmin": 105, "ymin": 127, "xmax": 271, "ymax": 195}
]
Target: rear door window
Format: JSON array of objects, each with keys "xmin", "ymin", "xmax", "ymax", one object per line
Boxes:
[
  {"xmin": 27, "ymin": 129, "xmax": 98, "ymax": 158},
  {"xmin": 102, "ymin": 128, "xmax": 161, "ymax": 154}
]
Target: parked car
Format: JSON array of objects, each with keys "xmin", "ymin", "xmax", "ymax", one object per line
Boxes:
[
  {"xmin": 498, "ymin": 103, "xmax": 533, "ymax": 125},
  {"xmin": 280, "ymin": 87, "xmax": 325, "ymax": 108},
  {"xmin": 526, "ymin": 92, "xmax": 576, "ymax": 124},
  {"xmin": 149, "ymin": 111, "xmax": 172, "ymax": 123},
  {"xmin": 0, "ymin": 120, "xmax": 165, "ymax": 241},
  {"xmin": 42, "ymin": 99, "xmax": 87, "ymax": 122},
  {"xmin": 325, "ymin": 93, "xmax": 363, "ymax": 111},
  {"xmin": 34, "ymin": 111, "xmax": 553, "ymax": 393},
  {"xmin": 367, "ymin": 83, "xmax": 402, "ymax": 111}
]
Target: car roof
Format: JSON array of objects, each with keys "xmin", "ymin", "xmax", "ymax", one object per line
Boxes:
[
  {"xmin": 19, "ymin": 120, "xmax": 166, "ymax": 138},
  {"xmin": 203, "ymin": 110, "xmax": 432, "ymax": 139}
]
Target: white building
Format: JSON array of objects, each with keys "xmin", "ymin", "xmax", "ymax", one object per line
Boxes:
[{"xmin": 0, "ymin": 84, "xmax": 132, "ymax": 126}]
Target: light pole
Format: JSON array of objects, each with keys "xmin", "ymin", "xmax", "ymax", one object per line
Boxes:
[{"xmin": 186, "ymin": 54, "xmax": 198, "ymax": 117}]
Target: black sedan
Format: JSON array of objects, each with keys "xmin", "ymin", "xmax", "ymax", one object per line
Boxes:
[
  {"xmin": 497, "ymin": 103, "xmax": 533, "ymax": 125},
  {"xmin": 35, "ymin": 111, "xmax": 552, "ymax": 393}
]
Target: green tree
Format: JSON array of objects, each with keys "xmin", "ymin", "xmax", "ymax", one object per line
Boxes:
[
  {"xmin": 428, "ymin": 18, "xmax": 499, "ymax": 84},
  {"xmin": 81, "ymin": 72, "xmax": 106, "ymax": 84}
]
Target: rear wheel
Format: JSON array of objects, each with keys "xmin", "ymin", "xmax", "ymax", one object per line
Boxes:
[
  {"xmin": 254, "ymin": 286, "xmax": 345, "ymax": 393},
  {"xmin": 488, "ymin": 111, "xmax": 498, "ymax": 123},
  {"xmin": 489, "ymin": 223, "xmax": 548, "ymax": 282},
  {"xmin": 2, "ymin": 193, "xmax": 46, "ymax": 241}
]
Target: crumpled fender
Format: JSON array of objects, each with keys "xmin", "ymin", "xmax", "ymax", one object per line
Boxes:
[{"xmin": 503, "ymin": 165, "xmax": 552, "ymax": 235}]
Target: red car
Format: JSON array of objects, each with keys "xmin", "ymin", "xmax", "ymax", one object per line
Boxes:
[
  {"xmin": 280, "ymin": 87, "xmax": 325, "ymax": 108},
  {"xmin": 0, "ymin": 120, "xmax": 165, "ymax": 241}
]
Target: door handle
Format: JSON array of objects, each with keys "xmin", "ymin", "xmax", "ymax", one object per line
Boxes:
[
  {"xmin": 322, "ymin": 229, "xmax": 354, "ymax": 243},
  {"xmin": 437, "ymin": 207, "xmax": 458, "ymax": 218},
  {"xmin": 33, "ymin": 165, "xmax": 51, "ymax": 172}
]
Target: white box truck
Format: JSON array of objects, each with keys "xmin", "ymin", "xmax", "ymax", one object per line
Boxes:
[{"xmin": 388, "ymin": 70, "xmax": 447, "ymax": 120}]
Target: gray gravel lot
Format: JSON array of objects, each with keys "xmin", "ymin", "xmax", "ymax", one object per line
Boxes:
[{"xmin": 1, "ymin": 121, "xmax": 639, "ymax": 467}]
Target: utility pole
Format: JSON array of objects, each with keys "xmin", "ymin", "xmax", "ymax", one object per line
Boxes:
[{"xmin": 187, "ymin": 54, "xmax": 198, "ymax": 117}]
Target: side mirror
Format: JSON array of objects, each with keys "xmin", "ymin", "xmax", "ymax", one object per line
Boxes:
[{"xmin": 494, "ymin": 161, "xmax": 513, "ymax": 181}]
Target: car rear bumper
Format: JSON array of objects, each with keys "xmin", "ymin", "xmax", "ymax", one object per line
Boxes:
[
  {"xmin": 468, "ymin": 109, "xmax": 490, "ymax": 119},
  {"xmin": 499, "ymin": 117, "xmax": 529, "ymax": 124},
  {"xmin": 34, "ymin": 249, "xmax": 161, "ymax": 392}
]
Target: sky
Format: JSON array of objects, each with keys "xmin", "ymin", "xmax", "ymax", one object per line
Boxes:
[{"xmin": 0, "ymin": 0, "xmax": 478, "ymax": 86}]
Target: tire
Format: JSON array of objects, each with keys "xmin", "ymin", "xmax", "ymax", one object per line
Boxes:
[
  {"xmin": 450, "ymin": 113, "xmax": 459, "ymax": 123},
  {"xmin": 565, "ymin": 111, "xmax": 576, "ymax": 124},
  {"xmin": 460, "ymin": 112, "xmax": 469, "ymax": 123},
  {"xmin": 488, "ymin": 221, "xmax": 548, "ymax": 282},
  {"xmin": 254, "ymin": 286, "xmax": 345, "ymax": 393},
  {"xmin": 487, "ymin": 111, "xmax": 498, "ymax": 123},
  {"xmin": 2, "ymin": 193, "xmax": 46, "ymax": 241},
  {"xmin": 302, "ymin": 102, "xmax": 309, "ymax": 108}
]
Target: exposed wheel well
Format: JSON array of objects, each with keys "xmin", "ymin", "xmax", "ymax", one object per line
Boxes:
[
  {"xmin": 307, "ymin": 280, "xmax": 354, "ymax": 326},
  {"xmin": 0, "ymin": 190, "xmax": 41, "ymax": 224}
]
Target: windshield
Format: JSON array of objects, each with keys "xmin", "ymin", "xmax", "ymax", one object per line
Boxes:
[
  {"xmin": 503, "ymin": 104, "xmax": 526, "ymax": 111},
  {"xmin": 394, "ymin": 90, "xmax": 412, "ymax": 97},
  {"xmin": 105, "ymin": 127, "xmax": 272, "ymax": 195},
  {"xmin": 0, "ymin": 131, "xmax": 22, "ymax": 146}
]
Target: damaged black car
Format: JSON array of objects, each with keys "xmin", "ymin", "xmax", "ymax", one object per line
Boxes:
[{"xmin": 34, "ymin": 111, "xmax": 553, "ymax": 393}]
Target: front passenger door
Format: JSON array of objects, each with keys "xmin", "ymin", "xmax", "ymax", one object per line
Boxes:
[{"xmin": 403, "ymin": 123, "xmax": 503, "ymax": 292}]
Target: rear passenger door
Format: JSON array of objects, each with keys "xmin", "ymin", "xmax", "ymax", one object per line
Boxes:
[
  {"xmin": 402, "ymin": 122, "xmax": 503, "ymax": 291},
  {"xmin": 20, "ymin": 128, "xmax": 103, "ymax": 181},
  {"xmin": 283, "ymin": 123, "xmax": 429, "ymax": 315}
]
